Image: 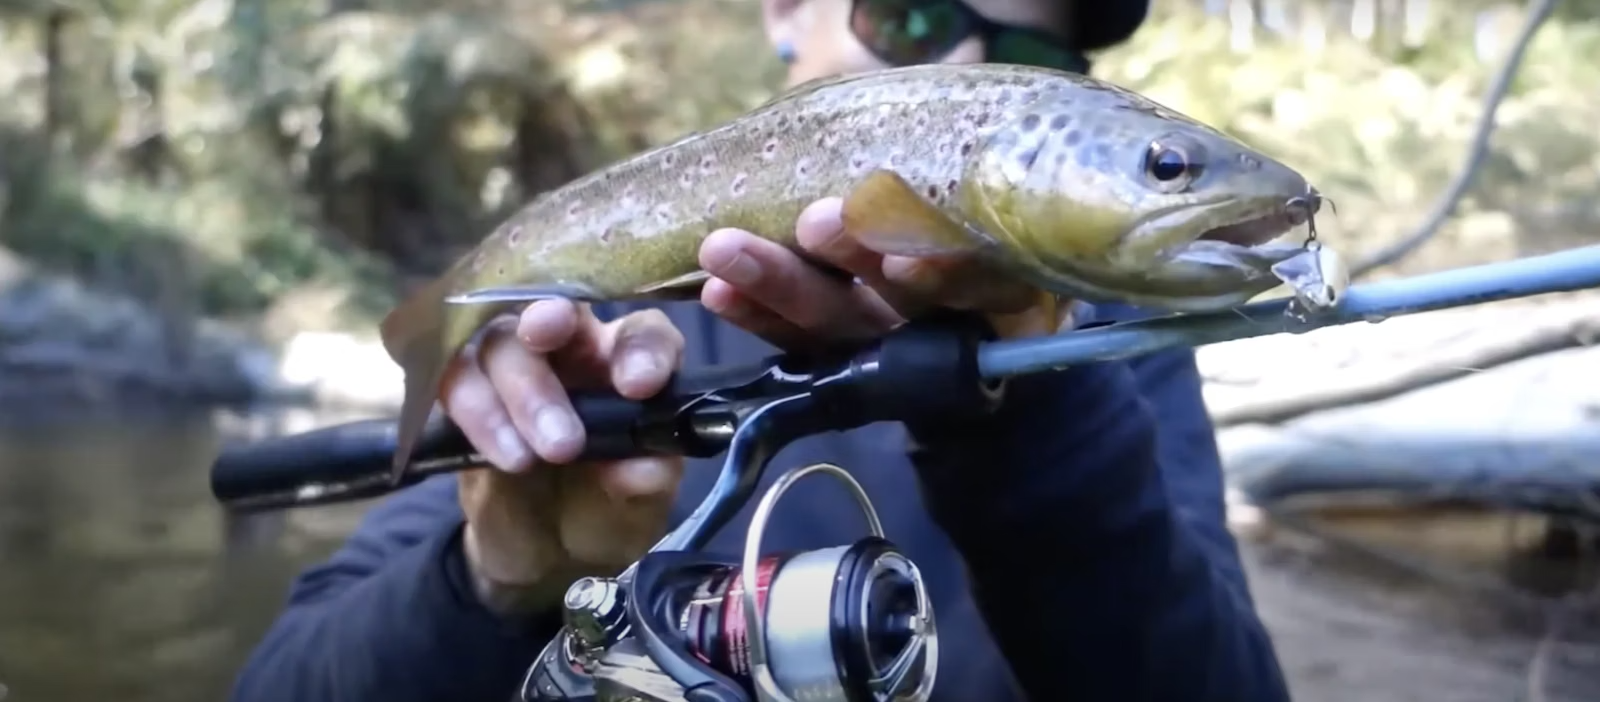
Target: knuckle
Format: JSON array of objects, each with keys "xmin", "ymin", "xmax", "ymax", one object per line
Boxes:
[{"xmin": 615, "ymin": 310, "xmax": 684, "ymax": 351}]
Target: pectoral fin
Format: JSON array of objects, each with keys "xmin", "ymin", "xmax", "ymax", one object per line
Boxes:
[{"xmin": 842, "ymin": 170, "xmax": 989, "ymax": 257}]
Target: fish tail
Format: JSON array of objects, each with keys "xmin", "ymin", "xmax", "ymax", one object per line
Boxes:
[{"xmin": 379, "ymin": 275, "xmax": 459, "ymax": 483}]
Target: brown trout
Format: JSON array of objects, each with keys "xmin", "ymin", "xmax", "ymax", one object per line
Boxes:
[{"xmin": 380, "ymin": 62, "xmax": 1337, "ymax": 477}]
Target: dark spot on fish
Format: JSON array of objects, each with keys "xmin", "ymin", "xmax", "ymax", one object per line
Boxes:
[
  {"xmin": 1020, "ymin": 114, "xmax": 1041, "ymax": 132},
  {"xmin": 599, "ymin": 228, "xmax": 616, "ymax": 243},
  {"xmin": 1017, "ymin": 144, "xmax": 1042, "ymax": 171},
  {"xmin": 664, "ymin": 153, "xmax": 677, "ymax": 167},
  {"xmin": 926, "ymin": 185, "xmax": 938, "ymax": 199},
  {"xmin": 764, "ymin": 141, "xmax": 779, "ymax": 157},
  {"xmin": 507, "ymin": 226, "xmax": 522, "ymax": 245},
  {"xmin": 961, "ymin": 142, "xmax": 975, "ymax": 156},
  {"xmin": 946, "ymin": 179, "xmax": 958, "ymax": 192},
  {"xmin": 1064, "ymin": 129, "xmax": 1083, "ymax": 147},
  {"xmin": 777, "ymin": 116, "xmax": 789, "ymax": 129},
  {"xmin": 1049, "ymin": 114, "xmax": 1071, "ymax": 131}
]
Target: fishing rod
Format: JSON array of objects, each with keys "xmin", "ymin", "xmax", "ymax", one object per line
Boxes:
[
  {"xmin": 211, "ymin": 243, "xmax": 1600, "ymax": 702},
  {"xmin": 211, "ymin": 242, "xmax": 1600, "ymax": 515}
]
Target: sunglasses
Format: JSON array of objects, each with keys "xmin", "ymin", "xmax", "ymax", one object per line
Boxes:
[{"xmin": 849, "ymin": 0, "xmax": 1092, "ymax": 74}]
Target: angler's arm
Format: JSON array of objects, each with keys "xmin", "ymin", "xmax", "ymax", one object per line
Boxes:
[
  {"xmin": 906, "ymin": 350, "xmax": 1290, "ymax": 702},
  {"xmin": 229, "ymin": 476, "xmax": 561, "ymax": 702}
]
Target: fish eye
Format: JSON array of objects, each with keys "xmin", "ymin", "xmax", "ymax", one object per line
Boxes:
[{"xmin": 1143, "ymin": 137, "xmax": 1205, "ymax": 192}]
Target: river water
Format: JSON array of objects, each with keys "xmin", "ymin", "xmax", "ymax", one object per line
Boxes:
[{"xmin": 0, "ymin": 407, "xmax": 1594, "ymax": 702}]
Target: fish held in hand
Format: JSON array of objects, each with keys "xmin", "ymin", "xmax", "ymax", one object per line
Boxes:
[{"xmin": 380, "ymin": 63, "xmax": 1338, "ymax": 478}]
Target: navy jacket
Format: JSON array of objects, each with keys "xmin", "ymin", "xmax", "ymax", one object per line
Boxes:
[{"xmin": 230, "ymin": 301, "xmax": 1290, "ymax": 702}]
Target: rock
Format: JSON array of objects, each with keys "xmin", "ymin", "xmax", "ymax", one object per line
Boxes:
[{"xmin": 0, "ymin": 259, "xmax": 289, "ymax": 405}]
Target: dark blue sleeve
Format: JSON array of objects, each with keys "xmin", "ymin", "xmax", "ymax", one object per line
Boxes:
[
  {"xmin": 229, "ymin": 475, "xmax": 562, "ymax": 702},
  {"xmin": 906, "ymin": 352, "xmax": 1288, "ymax": 701}
]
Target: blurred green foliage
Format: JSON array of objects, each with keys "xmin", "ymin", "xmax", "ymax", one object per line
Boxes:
[{"xmin": 0, "ymin": 0, "xmax": 1595, "ymax": 335}]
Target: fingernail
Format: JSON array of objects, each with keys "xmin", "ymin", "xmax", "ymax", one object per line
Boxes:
[
  {"xmin": 534, "ymin": 405, "xmax": 583, "ymax": 458},
  {"xmin": 717, "ymin": 251, "xmax": 761, "ymax": 286},
  {"xmin": 493, "ymin": 423, "xmax": 531, "ymax": 471},
  {"xmin": 619, "ymin": 349, "xmax": 662, "ymax": 387}
]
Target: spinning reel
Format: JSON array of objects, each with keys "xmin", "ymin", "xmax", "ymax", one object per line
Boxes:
[
  {"xmin": 211, "ymin": 313, "xmax": 1004, "ymax": 702},
  {"xmin": 523, "ymin": 462, "xmax": 936, "ymax": 702}
]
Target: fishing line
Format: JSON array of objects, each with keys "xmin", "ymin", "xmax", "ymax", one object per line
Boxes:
[{"xmin": 1350, "ymin": 0, "xmax": 1562, "ymax": 278}]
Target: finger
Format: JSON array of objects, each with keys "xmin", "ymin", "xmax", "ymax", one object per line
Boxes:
[
  {"xmin": 700, "ymin": 277, "xmax": 814, "ymax": 349},
  {"xmin": 594, "ymin": 456, "xmax": 683, "ymax": 503},
  {"xmin": 557, "ymin": 457, "xmax": 683, "ymax": 567},
  {"xmin": 599, "ymin": 308, "xmax": 685, "ymax": 399},
  {"xmin": 880, "ymin": 254, "xmax": 1038, "ymax": 313},
  {"xmin": 440, "ymin": 339, "xmax": 533, "ymax": 472},
  {"xmin": 793, "ymin": 198, "xmax": 889, "ymax": 285},
  {"xmin": 796, "ymin": 199, "xmax": 978, "ymax": 316},
  {"xmin": 479, "ymin": 322, "xmax": 587, "ymax": 464},
  {"xmin": 699, "ymin": 228, "xmax": 899, "ymax": 337},
  {"xmin": 516, "ymin": 298, "xmax": 589, "ymax": 354}
]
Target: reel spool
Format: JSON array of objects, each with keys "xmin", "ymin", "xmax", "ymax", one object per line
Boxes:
[
  {"xmin": 691, "ymin": 462, "xmax": 936, "ymax": 702},
  {"xmin": 571, "ymin": 462, "xmax": 939, "ymax": 702}
]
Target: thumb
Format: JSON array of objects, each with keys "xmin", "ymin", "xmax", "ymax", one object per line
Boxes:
[{"xmin": 558, "ymin": 456, "xmax": 683, "ymax": 567}]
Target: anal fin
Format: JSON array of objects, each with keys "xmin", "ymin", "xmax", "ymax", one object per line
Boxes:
[
  {"xmin": 634, "ymin": 270, "xmax": 711, "ymax": 298},
  {"xmin": 445, "ymin": 283, "xmax": 604, "ymax": 305}
]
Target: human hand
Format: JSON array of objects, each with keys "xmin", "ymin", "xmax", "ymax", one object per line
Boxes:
[
  {"xmin": 697, "ymin": 198, "xmax": 1062, "ymax": 349},
  {"xmin": 440, "ymin": 301, "xmax": 685, "ymax": 614}
]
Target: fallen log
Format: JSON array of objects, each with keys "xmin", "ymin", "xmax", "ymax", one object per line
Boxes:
[
  {"xmin": 1223, "ymin": 427, "xmax": 1600, "ymax": 519},
  {"xmin": 1201, "ymin": 293, "xmax": 1600, "ymax": 428},
  {"xmin": 1217, "ymin": 335, "xmax": 1600, "ymax": 513}
]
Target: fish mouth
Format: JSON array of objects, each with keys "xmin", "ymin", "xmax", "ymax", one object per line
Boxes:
[
  {"xmin": 1179, "ymin": 192, "xmax": 1321, "ymax": 262},
  {"xmin": 1196, "ymin": 211, "xmax": 1301, "ymax": 247},
  {"xmin": 1115, "ymin": 191, "xmax": 1322, "ymax": 269}
]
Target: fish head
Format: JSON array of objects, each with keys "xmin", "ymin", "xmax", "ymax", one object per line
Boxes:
[{"xmin": 960, "ymin": 85, "xmax": 1323, "ymax": 309}]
